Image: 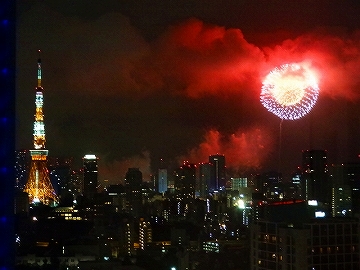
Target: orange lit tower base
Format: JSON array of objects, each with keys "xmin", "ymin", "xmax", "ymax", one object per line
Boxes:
[{"xmin": 24, "ymin": 150, "xmax": 58, "ymax": 204}]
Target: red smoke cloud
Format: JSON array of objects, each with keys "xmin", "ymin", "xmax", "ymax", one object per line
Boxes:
[
  {"xmin": 262, "ymin": 29, "xmax": 360, "ymax": 100},
  {"xmin": 138, "ymin": 18, "xmax": 265, "ymax": 98},
  {"xmin": 98, "ymin": 20, "xmax": 360, "ymax": 174},
  {"xmin": 178, "ymin": 128, "xmax": 273, "ymax": 174},
  {"xmin": 132, "ymin": 20, "xmax": 360, "ymax": 102}
]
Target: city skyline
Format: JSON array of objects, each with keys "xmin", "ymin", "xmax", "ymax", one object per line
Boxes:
[{"xmin": 16, "ymin": 1, "xmax": 360, "ymax": 184}]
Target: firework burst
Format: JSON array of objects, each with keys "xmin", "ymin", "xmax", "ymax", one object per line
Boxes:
[{"xmin": 260, "ymin": 63, "xmax": 319, "ymax": 120}]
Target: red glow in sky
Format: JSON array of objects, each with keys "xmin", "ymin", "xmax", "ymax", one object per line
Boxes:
[
  {"xmin": 179, "ymin": 128, "xmax": 273, "ymax": 174},
  {"xmin": 16, "ymin": 2, "xmax": 360, "ymax": 182}
]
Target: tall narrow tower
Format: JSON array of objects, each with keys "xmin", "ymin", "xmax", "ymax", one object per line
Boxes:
[
  {"xmin": 209, "ymin": 154, "xmax": 226, "ymax": 190},
  {"xmin": 23, "ymin": 52, "xmax": 58, "ymax": 205},
  {"xmin": 83, "ymin": 154, "xmax": 98, "ymax": 200}
]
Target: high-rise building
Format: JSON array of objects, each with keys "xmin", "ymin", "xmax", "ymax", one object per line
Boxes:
[
  {"xmin": 139, "ymin": 218, "xmax": 152, "ymax": 250},
  {"xmin": 23, "ymin": 53, "xmax": 58, "ymax": 205},
  {"xmin": 158, "ymin": 168, "xmax": 167, "ymax": 193},
  {"xmin": 83, "ymin": 154, "xmax": 98, "ymax": 200},
  {"xmin": 260, "ymin": 171, "xmax": 282, "ymax": 194},
  {"xmin": 199, "ymin": 162, "xmax": 212, "ymax": 198},
  {"xmin": 250, "ymin": 219, "xmax": 360, "ymax": 270},
  {"xmin": 175, "ymin": 161, "xmax": 197, "ymax": 198},
  {"xmin": 69, "ymin": 168, "xmax": 84, "ymax": 199},
  {"xmin": 48, "ymin": 156, "xmax": 73, "ymax": 196},
  {"xmin": 332, "ymin": 185, "xmax": 352, "ymax": 217},
  {"xmin": 209, "ymin": 154, "xmax": 226, "ymax": 190},
  {"xmin": 15, "ymin": 150, "xmax": 29, "ymax": 190},
  {"xmin": 331, "ymin": 162, "xmax": 360, "ymax": 217},
  {"xmin": 125, "ymin": 168, "xmax": 143, "ymax": 216},
  {"xmin": 118, "ymin": 216, "xmax": 135, "ymax": 256},
  {"xmin": 231, "ymin": 177, "xmax": 248, "ymax": 191},
  {"xmin": 302, "ymin": 150, "xmax": 330, "ymax": 204}
]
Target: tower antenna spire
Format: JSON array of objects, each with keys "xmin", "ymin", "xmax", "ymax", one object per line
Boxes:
[{"xmin": 37, "ymin": 49, "xmax": 42, "ymax": 87}]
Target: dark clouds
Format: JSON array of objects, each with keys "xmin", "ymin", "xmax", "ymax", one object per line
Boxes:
[{"xmin": 17, "ymin": 1, "xmax": 360, "ymax": 183}]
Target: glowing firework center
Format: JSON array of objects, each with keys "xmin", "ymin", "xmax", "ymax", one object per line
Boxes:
[{"xmin": 260, "ymin": 63, "xmax": 319, "ymax": 120}]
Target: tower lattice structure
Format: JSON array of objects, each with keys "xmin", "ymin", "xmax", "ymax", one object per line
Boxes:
[{"xmin": 23, "ymin": 52, "xmax": 58, "ymax": 205}]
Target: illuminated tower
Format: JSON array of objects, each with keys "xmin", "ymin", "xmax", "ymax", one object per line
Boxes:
[{"xmin": 23, "ymin": 52, "xmax": 58, "ymax": 205}]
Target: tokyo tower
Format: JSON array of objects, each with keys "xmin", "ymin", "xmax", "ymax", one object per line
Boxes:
[{"xmin": 23, "ymin": 51, "xmax": 58, "ymax": 205}]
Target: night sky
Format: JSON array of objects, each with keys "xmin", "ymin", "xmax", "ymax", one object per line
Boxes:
[{"xmin": 16, "ymin": 0, "xmax": 360, "ymax": 184}]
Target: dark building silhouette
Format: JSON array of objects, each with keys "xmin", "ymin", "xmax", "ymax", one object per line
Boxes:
[
  {"xmin": 331, "ymin": 162, "xmax": 360, "ymax": 217},
  {"xmin": 199, "ymin": 162, "xmax": 212, "ymax": 198},
  {"xmin": 125, "ymin": 168, "xmax": 143, "ymax": 216},
  {"xmin": 48, "ymin": 156, "xmax": 72, "ymax": 198},
  {"xmin": 175, "ymin": 161, "xmax": 197, "ymax": 198},
  {"xmin": 209, "ymin": 154, "xmax": 226, "ymax": 190},
  {"xmin": 83, "ymin": 154, "xmax": 98, "ymax": 200},
  {"xmin": 251, "ymin": 217, "xmax": 360, "ymax": 270},
  {"xmin": 302, "ymin": 150, "xmax": 330, "ymax": 204},
  {"xmin": 260, "ymin": 171, "xmax": 282, "ymax": 198},
  {"xmin": 15, "ymin": 150, "xmax": 30, "ymax": 190},
  {"xmin": 250, "ymin": 201, "xmax": 360, "ymax": 269}
]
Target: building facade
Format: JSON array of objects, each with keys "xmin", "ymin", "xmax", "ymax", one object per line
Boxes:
[
  {"xmin": 83, "ymin": 154, "xmax": 98, "ymax": 200},
  {"xmin": 158, "ymin": 168, "xmax": 168, "ymax": 194},
  {"xmin": 125, "ymin": 168, "xmax": 143, "ymax": 216},
  {"xmin": 209, "ymin": 154, "xmax": 226, "ymax": 190},
  {"xmin": 302, "ymin": 150, "xmax": 330, "ymax": 204},
  {"xmin": 250, "ymin": 219, "xmax": 360, "ymax": 270}
]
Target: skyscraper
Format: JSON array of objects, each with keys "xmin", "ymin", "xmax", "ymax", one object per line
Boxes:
[
  {"xmin": 15, "ymin": 149, "xmax": 29, "ymax": 190},
  {"xmin": 158, "ymin": 168, "xmax": 168, "ymax": 193},
  {"xmin": 125, "ymin": 168, "xmax": 143, "ymax": 216},
  {"xmin": 23, "ymin": 53, "xmax": 58, "ymax": 205},
  {"xmin": 83, "ymin": 154, "xmax": 98, "ymax": 200},
  {"xmin": 175, "ymin": 161, "xmax": 197, "ymax": 198},
  {"xmin": 302, "ymin": 150, "xmax": 330, "ymax": 204},
  {"xmin": 209, "ymin": 154, "xmax": 226, "ymax": 190},
  {"xmin": 331, "ymin": 162, "xmax": 360, "ymax": 217},
  {"xmin": 139, "ymin": 218, "xmax": 152, "ymax": 250},
  {"xmin": 199, "ymin": 162, "xmax": 212, "ymax": 198}
]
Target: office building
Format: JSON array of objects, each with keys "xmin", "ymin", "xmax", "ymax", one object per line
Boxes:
[
  {"xmin": 15, "ymin": 150, "xmax": 29, "ymax": 190},
  {"xmin": 48, "ymin": 156, "xmax": 73, "ymax": 197},
  {"xmin": 83, "ymin": 154, "xmax": 98, "ymax": 200},
  {"xmin": 199, "ymin": 162, "xmax": 212, "ymax": 198},
  {"xmin": 209, "ymin": 154, "xmax": 226, "ymax": 190},
  {"xmin": 302, "ymin": 150, "xmax": 330, "ymax": 204},
  {"xmin": 331, "ymin": 162, "xmax": 360, "ymax": 217},
  {"xmin": 139, "ymin": 218, "xmax": 152, "ymax": 250},
  {"xmin": 250, "ymin": 219, "xmax": 360, "ymax": 270},
  {"xmin": 175, "ymin": 161, "xmax": 197, "ymax": 198},
  {"xmin": 118, "ymin": 216, "xmax": 135, "ymax": 256},
  {"xmin": 231, "ymin": 177, "xmax": 248, "ymax": 190},
  {"xmin": 158, "ymin": 168, "xmax": 168, "ymax": 193},
  {"xmin": 125, "ymin": 168, "xmax": 143, "ymax": 216}
]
